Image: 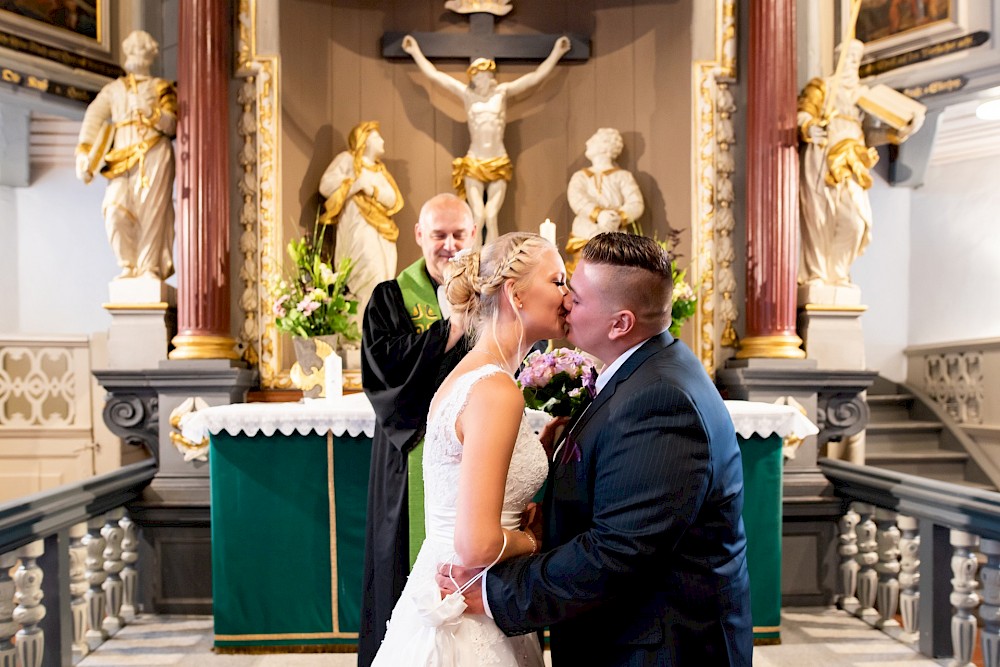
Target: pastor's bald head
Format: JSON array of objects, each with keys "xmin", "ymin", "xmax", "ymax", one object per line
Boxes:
[{"xmin": 581, "ymin": 233, "xmax": 673, "ymax": 331}]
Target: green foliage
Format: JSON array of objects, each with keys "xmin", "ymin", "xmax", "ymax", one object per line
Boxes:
[{"xmin": 270, "ymin": 222, "xmax": 361, "ymax": 341}]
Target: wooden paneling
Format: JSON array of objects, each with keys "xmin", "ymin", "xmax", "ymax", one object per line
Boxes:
[{"xmin": 280, "ymin": 0, "xmax": 694, "ymax": 269}]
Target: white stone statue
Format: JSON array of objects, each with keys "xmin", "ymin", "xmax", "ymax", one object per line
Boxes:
[
  {"xmin": 402, "ymin": 34, "xmax": 572, "ymax": 247},
  {"xmin": 797, "ymin": 38, "xmax": 925, "ymax": 300},
  {"xmin": 565, "ymin": 128, "xmax": 644, "ymax": 270},
  {"xmin": 318, "ymin": 120, "xmax": 403, "ymax": 319},
  {"xmin": 75, "ymin": 30, "xmax": 177, "ymax": 281}
]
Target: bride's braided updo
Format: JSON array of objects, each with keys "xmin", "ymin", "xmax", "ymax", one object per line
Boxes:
[{"xmin": 445, "ymin": 231, "xmax": 553, "ymax": 343}]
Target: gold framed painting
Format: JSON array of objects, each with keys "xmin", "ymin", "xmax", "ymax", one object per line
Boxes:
[
  {"xmin": 0, "ymin": 0, "xmax": 111, "ymax": 59},
  {"xmin": 845, "ymin": 0, "xmax": 964, "ymax": 59}
]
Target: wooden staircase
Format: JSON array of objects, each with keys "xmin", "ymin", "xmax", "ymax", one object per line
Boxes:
[{"xmin": 865, "ymin": 376, "xmax": 996, "ymax": 491}]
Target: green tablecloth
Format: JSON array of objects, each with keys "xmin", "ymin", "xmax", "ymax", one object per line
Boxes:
[
  {"xmin": 210, "ymin": 431, "xmax": 370, "ymax": 651},
  {"xmin": 738, "ymin": 433, "xmax": 783, "ymax": 644},
  {"xmin": 204, "ymin": 407, "xmax": 788, "ymax": 650}
]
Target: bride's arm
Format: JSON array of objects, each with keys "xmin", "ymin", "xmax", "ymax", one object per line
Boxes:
[{"xmin": 453, "ymin": 375, "xmax": 539, "ymax": 567}]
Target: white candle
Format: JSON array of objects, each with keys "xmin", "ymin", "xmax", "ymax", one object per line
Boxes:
[
  {"xmin": 540, "ymin": 218, "xmax": 557, "ymax": 245},
  {"xmin": 324, "ymin": 349, "xmax": 343, "ymax": 400}
]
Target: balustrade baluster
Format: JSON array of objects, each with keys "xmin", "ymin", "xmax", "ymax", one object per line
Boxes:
[
  {"xmin": 0, "ymin": 552, "xmax": 17, "ymax": 667},
  {"xmin": 69, "ymin": 522, "xmax": 90, "ymax": 659},
  {"xmin": 980, "ymin": 539, "xmax": 1000, "ymax": 667},
  {"xmin": 119, "ymin": 512, "xmax": 139, "ymax": 622},
  {"xmin": 838, "ymin": 504, "xmax": 861, "ymax": 607},
  {"xmin": 83, "ymin": 517, "xmax": 108, "ymax": 650},
  {"xmin": 897, "ymin": 515, "xmax": 920, "ymax": 641},
  {"xmin": 102, "ymin": 509, "xmax": 126, "ymax": 634},
  {"xmin": 950, "ymin": 530, "xmax": 981, "ymax": 667},
  {"xmin": 13, "ymin": 541, "xmax": 45, "ymax": 667},
  {"xmin": 875, "ymin": 508, "xmax": 901, "ymax": 629},
  {"xmin": 854, "ymin": 502, "xmax": 879, "ymax": 619}
]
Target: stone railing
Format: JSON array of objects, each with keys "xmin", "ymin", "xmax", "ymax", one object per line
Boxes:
[
  {"xmin": 0, "ymin": 457, "xmax": 156, "ymax": 666},
  {"xmin": 906, "ymin": 337, "xmax": 1000, "ymax": 459},
  {"xmin": 821, "ymin": 457, "xmax": 1000, "ymax": 664}
]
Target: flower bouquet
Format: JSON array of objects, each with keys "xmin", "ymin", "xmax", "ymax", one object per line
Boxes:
[
  {"xmin": 518, "ymin": 348, "xmax": 597, "ymax": 417},
  {"xmin": 271, "ymin": 223, "xmax": 360, "ymax": 342},
  {"xmin": 271, "ymin": 221, "xmax": 361, "ymax": 398}
]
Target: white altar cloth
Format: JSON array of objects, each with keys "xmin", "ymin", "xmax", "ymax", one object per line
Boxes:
[
  {"xmin": 182, "ymin": 395, "xmax": 816, "ymax": 444},
  {"xmin": 724, "ymin": 400, "xmax": 818, "ymax": 439}
]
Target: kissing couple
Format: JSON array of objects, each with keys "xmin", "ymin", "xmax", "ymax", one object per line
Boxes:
[{"xmin": 371, "ymin": 232, "xmax": 752, "ymax": 666}]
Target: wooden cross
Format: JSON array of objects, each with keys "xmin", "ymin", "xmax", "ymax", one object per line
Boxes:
[{"xmin": 382, "ymin": 13, "xmax": 590, "ymax": 62}]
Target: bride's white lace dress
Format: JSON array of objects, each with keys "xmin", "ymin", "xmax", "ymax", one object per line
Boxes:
[{"xmin": 372, "ymin": 364, "xmax": 549, "ymax": 666}]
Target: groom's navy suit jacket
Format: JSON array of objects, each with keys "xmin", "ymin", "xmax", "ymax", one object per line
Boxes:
[{"xmin": 486, "ymin": 332, "xmax": 753, "ymax": 666}]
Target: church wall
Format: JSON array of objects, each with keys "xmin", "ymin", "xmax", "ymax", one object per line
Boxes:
[
  {"xmin": 909, "ymin": 154, "xmax": 1000, "ymax": 345},
  {"xmin": 852, "ymin": 177, "xmax": 912, "ymax": 382},
  {"xmin": 277, "ymin": 0, "xmax": 694, "ymax": 269},
  {"xmin": 0, "ymin": 185, "xmax": 18, "ymax": 331},
  {"xmin": 13, "ymin": 164, "xmax": 114, "ymax": 335}
]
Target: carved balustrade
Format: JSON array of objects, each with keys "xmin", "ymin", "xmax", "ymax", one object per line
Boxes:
[
  {"xmin": 0, "ymin": 458, "xmax": 155, "ymax": 666},
  {"xmin": 822, "ymin": 458, "xmax": 1000, "ymax": 665}
]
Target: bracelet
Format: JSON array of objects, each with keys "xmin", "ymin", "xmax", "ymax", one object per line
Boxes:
[{"xmin": 523, "ymin": 530, "xmax": 538, "ymax": 555}]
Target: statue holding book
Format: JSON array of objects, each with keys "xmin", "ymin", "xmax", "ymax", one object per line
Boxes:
[{"xmin": 797, "ymin": 37, "xmax": 925, "ymax": 296}]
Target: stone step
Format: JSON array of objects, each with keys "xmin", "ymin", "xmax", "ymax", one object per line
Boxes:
[
  {"xmin": 866, "ymin": 394, "xmax": 916, "ymax": 421},
  {"xmin": 866, "ymin": 450, "xmax": 969, "ymax": 480},
  {"xmin": 866, "ymin": 422, "xmax": 944, "ymax": 453},
  {"xmin": 866, "ymin": 420, "xmax": 943, "ymax": 433},
  {"xmin": 867, "ymin": 393, "xmax": 915, "ymax": 406}
]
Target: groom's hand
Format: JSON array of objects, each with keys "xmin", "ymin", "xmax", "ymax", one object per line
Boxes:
[
  {"xmin": 539, "ymin": 416, "xmax": 569, "ymax": 458},
  {"xmin": 436, "ymin": 563, "xmax": 487, "ymax": 615}
]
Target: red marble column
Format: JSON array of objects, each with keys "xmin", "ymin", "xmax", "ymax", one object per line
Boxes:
[
  {"xmin": 169, "ymin": 0, "xmax": 239, "ymax": 360},
  {"xmin": 737, "ymin": 0, "xmax": 805, "ymax": 359}
]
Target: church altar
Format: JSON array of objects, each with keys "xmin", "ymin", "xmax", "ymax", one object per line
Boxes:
[{"xmin": 182, "ymin": 396, "xmax": 815, "ymax": 650}]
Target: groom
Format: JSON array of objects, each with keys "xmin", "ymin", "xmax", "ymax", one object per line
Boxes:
[{"xmin": 440, "ymin": 233, "xmax": 753, "ymax": 665}]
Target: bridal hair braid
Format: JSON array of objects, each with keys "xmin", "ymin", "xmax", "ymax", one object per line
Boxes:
[{"xmin": 445, "ymin": 231, "xmax": 551, "ymax": 345}]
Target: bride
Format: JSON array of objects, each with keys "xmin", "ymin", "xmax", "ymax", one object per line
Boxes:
[{"xmin": 372, "ymin": 232, "xmax": 569, "ymax": 666}]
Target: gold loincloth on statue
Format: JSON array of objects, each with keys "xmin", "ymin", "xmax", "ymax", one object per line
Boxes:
[{"xmin": 451, "ymin": 155, "xmax": 513, "ymax": 200}]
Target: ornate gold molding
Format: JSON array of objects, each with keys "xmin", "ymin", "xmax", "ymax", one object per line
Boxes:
[
  {"xmin": 236, "ymin": 0, "xmax": 288, "ymax": 388},
  {"xmin": 692, "ymin": 0, "xmax": 739, "ymax": 377}
]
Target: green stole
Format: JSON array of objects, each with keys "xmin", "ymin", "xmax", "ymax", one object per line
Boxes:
[{"xmin": 396, "ymin": 258, "xmax": 444, "ymax": 567}]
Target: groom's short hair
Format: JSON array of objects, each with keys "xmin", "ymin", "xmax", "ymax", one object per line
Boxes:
[{"xmin": 582, "ymin": 233, "xmax": 673, "ymax": 329}]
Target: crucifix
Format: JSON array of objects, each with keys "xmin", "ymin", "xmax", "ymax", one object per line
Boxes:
[{"xmin": 382, "ymin": 1, "xmax": 591, "ymax": 246}]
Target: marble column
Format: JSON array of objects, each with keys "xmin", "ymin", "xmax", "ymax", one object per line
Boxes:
[
  {"xmin": 169, "ymin": 0, "xmax": 239, "ymax": 360},
  {"xmin": 737, "ymin": 0, "xmax": 805, "ymax": 360}
]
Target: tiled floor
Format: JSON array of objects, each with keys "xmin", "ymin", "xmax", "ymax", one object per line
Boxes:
[{"xmin": 77, "ymin": 607, "xmax": 944, "ymax": 666}]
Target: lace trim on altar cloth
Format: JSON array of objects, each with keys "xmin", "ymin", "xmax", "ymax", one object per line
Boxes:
[
  {"xmin": 724, "ymin": 400, "xmax": 819, "ymax": 439},
  {"xmin": 179, "ymin": 392, "xmax": 375, "ymax": 441}
]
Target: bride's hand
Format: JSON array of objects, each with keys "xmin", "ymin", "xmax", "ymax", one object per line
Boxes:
[
  {"xmin": 520, "ymin": 502, "xmax": 543, "ymax": 551},
  {"xmin": 539, "ymin": 416, "xmax": 570, "ymax": 458},
  {"xmin": 436, "ymin": 563, "xmax": 486, "ymax": 615}
]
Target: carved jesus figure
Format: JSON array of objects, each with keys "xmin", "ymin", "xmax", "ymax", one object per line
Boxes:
[{"xmin": 402, "ymin": 34, "xmax": 571, "ymax": 246}]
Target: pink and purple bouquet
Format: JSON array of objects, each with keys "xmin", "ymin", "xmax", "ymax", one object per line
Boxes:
[{"xmin": 518, "ymin": 348, "xmax": 597, "ymax": 417}]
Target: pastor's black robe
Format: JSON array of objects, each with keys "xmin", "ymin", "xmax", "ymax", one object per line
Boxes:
[{"xmin": 357, "ymin": 277, "xmax": 468, "ymax": 666}]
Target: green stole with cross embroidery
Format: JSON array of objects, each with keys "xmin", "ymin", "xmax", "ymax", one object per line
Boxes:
[{"xmin": 396, "ymin": 258, "xmax": 443, "ymax": 567}]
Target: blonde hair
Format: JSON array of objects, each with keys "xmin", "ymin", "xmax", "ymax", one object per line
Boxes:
[{"xmin": 445, "ymin": 232, "xmax": 553, "ymax": 346}]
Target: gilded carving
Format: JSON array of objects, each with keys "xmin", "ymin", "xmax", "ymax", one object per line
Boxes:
[
  {"xmin": 237, "ymin": 0, "xmax": 287, "ymax": 388},
  {"xmin": 692, "ymin": 0, "xmax": 738, "ymax": 376}
]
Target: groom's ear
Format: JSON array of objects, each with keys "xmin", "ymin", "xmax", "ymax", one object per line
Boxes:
[{"xmin": 608, "ymin": 310, "xmax": 636, "ymax": 340}]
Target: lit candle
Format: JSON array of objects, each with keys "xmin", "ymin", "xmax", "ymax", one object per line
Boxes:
[{"xmin": 539, "ymin": 218, "xmax": 557, "ymax": 245}]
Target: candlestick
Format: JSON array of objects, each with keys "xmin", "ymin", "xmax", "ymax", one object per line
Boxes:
[{"xmin": 540, "ymin": 218, "xmax": 557, "ymax": 245}]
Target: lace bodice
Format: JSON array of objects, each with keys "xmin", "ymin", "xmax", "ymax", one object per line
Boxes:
[{"xmin": 422, "ymin": 364, "xmax": 549, "ymax": 548}]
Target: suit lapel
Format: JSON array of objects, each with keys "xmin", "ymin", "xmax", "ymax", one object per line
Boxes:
[{"xmin": 568, "ymin": 331, "xmax": 674, "ymax": 442}]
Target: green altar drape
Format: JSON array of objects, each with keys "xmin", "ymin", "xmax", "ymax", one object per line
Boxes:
[
  {"xmin": 738, "ymin": 433, "xmax": 783, "ymax": 644},
  {"xmin": 210, "ymin": 431, "xmax": 371, "ymax": 650}
]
